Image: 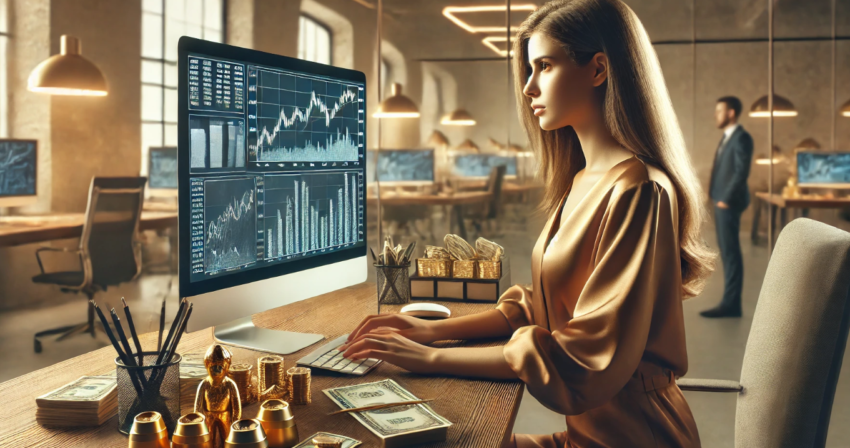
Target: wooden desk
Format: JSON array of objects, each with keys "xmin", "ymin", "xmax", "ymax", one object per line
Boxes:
[
  {"xmin": 0, "ymin": 283, "xmax": 521, "ymax": 447},
  {"xmin": 751, "ymin": 193, "xmax": 850, "ymax": 243},
  {"xmin": 0, "ymin": 211, "xmax": 178, "ymax": 248}
]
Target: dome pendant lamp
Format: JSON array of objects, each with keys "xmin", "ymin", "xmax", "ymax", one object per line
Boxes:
[
  {"xmin": 749, "ymin": 94, "xmax": 797, "ymax": 118},
  {"xmin": 28, "ymin": 35, "xmax": 108, "ymax": 96},
  {"xmin": 373, "ymin": 83, "xmax": 419, "ymax": 118}
]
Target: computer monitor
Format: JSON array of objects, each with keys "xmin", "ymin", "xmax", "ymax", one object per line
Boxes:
[
  {"xmin": 179, "ymin": 37, "xmax": 367, "ymax": 354},
  {"xmin": 148, "ymin": 146, "xmax": 178, "ymax": 196},
  {"xmin": 366, "ymin": 149, "xmax": 435, "ymax": 185},
  {"xmin": 452, "ymin": 153, "xmax": 517, "ymax": 179},
  {"xmin": 0, "ymin": 139, "xmax": 38, "ymax": 208},
  {"xmin": 797, "ymin": 151, "xmax": 850, "ymax": 188}
]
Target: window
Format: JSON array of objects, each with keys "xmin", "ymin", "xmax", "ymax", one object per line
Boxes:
[
  {"xmin": 141, "ymin": 0, "xmax": 223, "ymax": 174},
  {"xmin": 380, "ymin": 58, "xmax": 389, "ymax": 99},
  {"xmin": 0, "ymin": 0, "xmax": 9, "ymax": 137},
  {"xmin": 298, "ymin": 15, "xmax": 331, "ymax": 65}
]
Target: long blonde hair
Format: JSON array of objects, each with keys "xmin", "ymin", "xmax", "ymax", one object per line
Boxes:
[{"xmin": 514, "ymin": 0, "xmax": 714, "ymax": 298}]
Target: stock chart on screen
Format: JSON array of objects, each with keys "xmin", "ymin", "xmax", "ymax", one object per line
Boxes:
[{"xmin": 186, "ymin": 54, "xmax": 365, "ymax": 282}]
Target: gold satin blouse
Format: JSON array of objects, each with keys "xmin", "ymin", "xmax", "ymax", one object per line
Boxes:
[{"xmin": 497, "ymin": 157, "xmax": 701, "ymax": 448}]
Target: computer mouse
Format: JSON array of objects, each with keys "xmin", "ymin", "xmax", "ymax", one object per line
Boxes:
[{"xmin": 400, "ymin": 303, "xmax": 451, "ymax": 320}]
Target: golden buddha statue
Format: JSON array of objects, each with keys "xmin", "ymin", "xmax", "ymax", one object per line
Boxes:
[{"xmin": 194, "ymin": 345, "xmax": 242, "ymax": 448}]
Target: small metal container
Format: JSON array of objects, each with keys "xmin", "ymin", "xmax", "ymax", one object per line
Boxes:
[
  {"xmin": 452, "ymin": 259, "xmax": 478, "ymax": 279},
  {"xmin": 257, "ymin": 399, "xmax": 299, "ymax": 448},
  {"xmin": 172, "ymin": 412, "xmax": 213, "ymax": 448},
  {"xmin": 477, "ymin": 260, "xmax": 501, "ymax": 279},
  {"xmin": 128, "ymin": 411, "xmax": 170, "ymax": 448},
  {"xmin": 416, "ymin": 258, "xmax": 452, "ymax": 277},
  {"xmin": 224, "ymin": 419, "xmax": 269, "ymax": 448}
]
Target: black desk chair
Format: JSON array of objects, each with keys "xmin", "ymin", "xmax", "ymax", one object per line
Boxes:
[
  {"xmin": 32, "ymin": 177, "xmax": 146, "ymax": 352},
  {"xmin": 461, "ymin": 165, "xmax": 506, "ymax": 239}
]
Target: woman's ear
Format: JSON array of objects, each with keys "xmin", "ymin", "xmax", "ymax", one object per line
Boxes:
[{"xmin": 591, "ymin": 52, "xmax": 608, "ymax": 87}]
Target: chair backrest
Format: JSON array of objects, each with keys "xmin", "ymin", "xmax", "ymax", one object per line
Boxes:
[
  {"xmin": 485, "ymin": 165, "xmax": 507, "ymax": 219},
  {"xmin": 736, "ymin": 218, "xmax": 850, "ymax": 448},
  {"xmin": 79, "ymin": 177, "xmax": 146, "ymax": 288}
]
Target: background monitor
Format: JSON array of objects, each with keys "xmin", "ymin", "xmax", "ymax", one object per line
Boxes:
[
  {"xmin": 366, "ymin": 149, "xmax": 435, "ymax": 184},
  {"xmin": 797, "ymin": 151, "xmax": 850, "ymax": 188},
  {"xmin": 178, "ymin": 37, "xmax": 367, "ymax": 354},
  {"xmin": 0, "ymin": 139, "xmax": 38, "ymax": 207},
  {"xmin": 453, "ymin": 153, "xmax": 517, "ymax": 178},
  {"xmin": 148, "ymin": 146, "xmax": 178, "ymax": 194}
]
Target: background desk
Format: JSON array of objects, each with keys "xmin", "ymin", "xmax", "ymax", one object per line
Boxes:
[
  {"xmin": 0, "ymin": 211, "xmax": 178, "ymax": 248},
  {"xmin": 367, "ymin": 191, "xmax": 493, "ymax": 239},
  {"xmin": 0, "ymin": 282, "xmax": 523, "ymax": 447},
  {"xmin": 751, "ymin": 193, "xmax": 850, "ymax": 243}
]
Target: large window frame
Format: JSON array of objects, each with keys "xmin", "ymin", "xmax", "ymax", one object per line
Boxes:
[
  {"xmin": 141, "ymin": 0, "xmax": 224, "ymax": 175},
  {"xmin": 298, "ymin": 14, "xmax": 332, "ymax": 65}
]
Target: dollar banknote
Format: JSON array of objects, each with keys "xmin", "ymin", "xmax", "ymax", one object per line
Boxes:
[
  {"xmin": 324, "ymin": 379, "xmax": 450, "ymax": 446},
  {"xmin": 36, "ymin": 375, "xmax": 117, "ymax": 403}
]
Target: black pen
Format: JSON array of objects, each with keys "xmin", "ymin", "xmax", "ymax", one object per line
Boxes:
[
  {"xmin": 121, "ymin": 297, "xmax": 144, "ymax": 366},
  {"xmin": 156, "ymin": 298, "xmax": 186, "ymax": 366}
]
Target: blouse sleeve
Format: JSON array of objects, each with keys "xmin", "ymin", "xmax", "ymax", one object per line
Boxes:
[{"xmin": 499, "ymin": 181, "xmax": 678, "ymax": 415}]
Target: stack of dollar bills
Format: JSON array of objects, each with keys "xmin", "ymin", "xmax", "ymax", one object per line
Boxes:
[
  {"xmin": 324, "ymin": 379, "xmax": 451, "ymax": 448},
  {"xmin": 179, "ymin": 352, "xmax": 208, "ymax": 406},
  {"xmin": 35, "ymin": 375, "xmax": 117, "ymax": 427}
]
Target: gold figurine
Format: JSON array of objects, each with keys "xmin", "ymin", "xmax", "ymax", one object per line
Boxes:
[{"xmin": 195, "ymin": 345, "xmax": 242, "ymax": 448}]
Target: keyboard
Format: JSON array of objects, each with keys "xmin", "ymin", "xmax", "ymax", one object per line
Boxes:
[{"xmin": 296, "ymin": 334, "xmax": 382, "ymax": 376}]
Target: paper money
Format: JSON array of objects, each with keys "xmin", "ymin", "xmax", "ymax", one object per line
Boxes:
[
  {"xmin": 36, "ymin": 375, "xmax": 117, "ymax": 427},
  {"xmin": 293, "ymin": 432, "xmax": 362, "ymax": 448},
  {"xmin": 180, "ymin": 352, "xmax": 208, "ymax": 406},
  {"xmin": 324, "ymin": 379, "xmax": 451, "ymax": 448}
]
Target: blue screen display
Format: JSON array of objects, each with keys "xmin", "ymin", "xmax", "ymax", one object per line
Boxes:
[
  {"xmin": 453, "ymin": 154, "xmax": 517, "ymax": 177},
  {"xmin": 0, "ymin": 140, "xmax": 37, "ymax": 197},
  {"xmin": 367, "ymin": 149, "xmax": 435, "ymax": 182},
  {"xmin": 797, "ymin": 152, "xmax": 850, "ymax": 184}
]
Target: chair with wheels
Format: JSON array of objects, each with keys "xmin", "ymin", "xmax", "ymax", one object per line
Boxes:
[{"xmin": 32, "ymin": 177, "xmax": 146, "ymax": 352}]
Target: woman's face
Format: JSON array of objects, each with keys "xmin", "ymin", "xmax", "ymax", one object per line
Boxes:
[{"xmin": 522, "ymin": 32, "xmax": 607, "ymax": 131}]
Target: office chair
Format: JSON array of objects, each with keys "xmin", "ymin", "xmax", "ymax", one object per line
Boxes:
[
  {"xmin": 462, "ymin": 165, "xmax": 506, "ymax": 239},
  {"xmin": 677, "ymin": 218, "xmax": 850, "ymax": 447},
  {"xmin": 32, "ymin": 177, "xmax": 146, "ymax": 353}
]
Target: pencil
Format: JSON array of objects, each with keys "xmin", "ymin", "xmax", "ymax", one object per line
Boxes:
[
  {"xmin": 121, "ymin": 297, "xmax": 144, "ymax": 366},
  {"xmin": 157, "ymin": 299, "xmax": 165, "ymax": 353},
  {"xmin": 328, "ymin": 399, "xmax": 434, "ymax": 416},
  {"xmin": 90, "ymin": 301, "xmax": 143, "ymax": 395},
  {"xmin": 110, "ymin": 308, "xmax": 138, "ymax": 367},
  {"xmin": 155, "ymin": 298, "xmax": 186, "ymax": 366},
  {"xmin": 151, "ymin": 303, "xmax": 193, "ymax": 385}
]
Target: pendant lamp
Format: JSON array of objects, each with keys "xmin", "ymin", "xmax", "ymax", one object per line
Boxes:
[
  {"xmin": 840, "ymin": 99, "xmax": 850, "ymax": 117},
  {"xmin": 28, "ymin": 35, "xmax": 107, "ymax": 96},
  {"xmin": 373, "ymin": 83, "xmax": 419, "ymax": 118},
  {"xmin": 441, "ymin": 108, "xmax": 476, "ymax": 126},
  {"xmin": 748, "ymin": 94, "xmax": 797, "ymax": 117}
]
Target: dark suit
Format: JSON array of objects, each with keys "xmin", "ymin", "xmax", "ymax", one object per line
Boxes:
[{"xmin": 709, "ymin": 125, "xmax": 754, "ymax": 312}]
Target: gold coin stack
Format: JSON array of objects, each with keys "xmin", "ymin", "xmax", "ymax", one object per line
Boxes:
[
  {"xmin": 228, "ymin": 363, "xmax": 254, "ymax": 404},
  {"xmin": 312, "ymin": 435, "xmax": 343, "ymax": 448},
  {"xmin": 286, "ymin": 367, "xmax": 311, "ymax": 405},
  {"xmin": 258, "ymin": 356, "xmax": 286, "ymax": 401}
]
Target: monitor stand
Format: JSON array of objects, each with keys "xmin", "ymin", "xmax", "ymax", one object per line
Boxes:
[{"xmin": 213, "ymin": 316, "xmax": 324, "ymax": 355}]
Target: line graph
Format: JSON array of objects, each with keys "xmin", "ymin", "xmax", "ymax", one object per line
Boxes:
[
  {"xmin": 203, "ymin": 177, "xmax": 257, "ymax": 273},
  {"xmin": 248, "ymin": 67, "xmax": 362, "ymax": 163}
]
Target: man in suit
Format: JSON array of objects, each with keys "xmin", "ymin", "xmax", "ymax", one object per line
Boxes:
[{"xmin": 701, "ymin": 96, "xmax": 753, "ymax": 318}]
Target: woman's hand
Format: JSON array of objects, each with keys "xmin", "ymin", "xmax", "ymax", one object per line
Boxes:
[
  {"xmin": 339, "ymin": 314, "xmax": 440, "ymax": 350},
  {"xmin": 342, "ymin": 332, "xmax": 438, "ymax": 374}
]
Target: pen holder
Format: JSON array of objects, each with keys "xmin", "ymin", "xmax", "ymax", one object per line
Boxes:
[
  {"xmin": 375, "ymin": 263, "xmax": 412, "ymax": 305},
  {"xmin": 116, "ymin": 352, "xmax": 182, "ymax": 435}
]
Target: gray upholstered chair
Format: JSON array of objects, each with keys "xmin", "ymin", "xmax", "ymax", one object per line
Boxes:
[{"xmin": 678, "ymin": 218, "xmax": 850, "ymax": 447}]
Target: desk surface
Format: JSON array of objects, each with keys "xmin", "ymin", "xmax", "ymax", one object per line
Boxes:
[
  {"xmin": 0, "ymin": 283, "xmax": 523, "ymax": 447},
  {"xmin": 0, "ymin": 211, "xmax": 178, "ymax": 248},
  {"xmin": 755, "ymin": 192, "xmax": 850, "ymax": 208},
  {"xmin": 367, "ymin": 191, "xmax": 493, "ymax": 206}
]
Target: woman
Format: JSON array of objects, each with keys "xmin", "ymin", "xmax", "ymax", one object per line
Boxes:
[{"xmin": 341, "ymin": 0, "xmax": 714, "ymax": 446}]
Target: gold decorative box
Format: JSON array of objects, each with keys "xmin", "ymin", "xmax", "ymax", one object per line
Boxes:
[
  {"xmin": 477, "ymin": 260, "xmax": 501, "ymax": 279},
  {"xmin": 416, "ymin": 258, "xmax": 452, "ymax": 278},
  {"xmin": 452, "ymin": 259, "xmax": 478, "ymax": 279}
]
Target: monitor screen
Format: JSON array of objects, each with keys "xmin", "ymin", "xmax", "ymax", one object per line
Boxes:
[
  {"xmin": 797, "ymin": 152, "xmax": 850, "ymax": 185},
  {"xmin": 179, "ymin": 38, "xmax": 366, "ymax": 298},
  {"xmin": 453, "ymin": 154, "xmax": 517, "ymax": 177},
  {"xmin": 366, "ymin": 149, "xmax": 435, "ymax": 183},
  {"xmin": 149, "ymin": 147, "xmax": 178, "ymax": 189},
  {"xmin": 0, "ymin": 139, "xmax": 37, "ymax": 198}
]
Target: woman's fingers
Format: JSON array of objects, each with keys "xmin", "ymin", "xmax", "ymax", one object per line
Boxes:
[
  {"xmin": 342, "ymin": 335, "xmax": 394, "ymax": 359},
  {"xmin": 346, "ymin": 314, "xmax": 382, "ymax": 342},
  {"xmin": 347, "ymin": 315, "xmax": 406, "ymax": 343}
]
